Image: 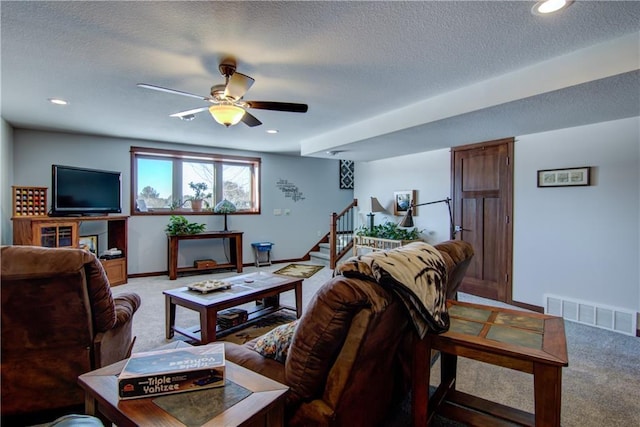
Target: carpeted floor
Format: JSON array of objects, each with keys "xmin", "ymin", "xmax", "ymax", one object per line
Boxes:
[{"xmin": 113, "ymin": 263, "xmax": 640, "ymax": 426}]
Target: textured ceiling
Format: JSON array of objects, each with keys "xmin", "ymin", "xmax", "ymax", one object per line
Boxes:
[{"xmin": 1, "ymin": 1, "xmax": 639, "ymax": 161}]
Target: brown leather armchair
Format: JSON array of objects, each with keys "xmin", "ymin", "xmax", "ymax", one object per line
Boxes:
[
  {"xmin": 1, "ymin": 245, "xmax": 141, "ymax": 422},
  {"xmin": 224, "ymin": 240, "xmax": 474, "ymax": 426}
]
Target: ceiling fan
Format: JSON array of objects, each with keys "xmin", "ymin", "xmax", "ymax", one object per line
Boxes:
[{"xmin": 137, "ymin": 61, "xmax": 308, "ymax": 128}]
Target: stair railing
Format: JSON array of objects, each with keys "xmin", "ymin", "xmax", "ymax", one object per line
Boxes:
[{"xmin": 329, "ymin": 199, "xmax": 358, "ymax": 269}]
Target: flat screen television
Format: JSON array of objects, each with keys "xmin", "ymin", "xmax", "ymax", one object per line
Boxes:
[{"xmin": 51, "ymin": 164, "xmax": 122, "ymax": 216}]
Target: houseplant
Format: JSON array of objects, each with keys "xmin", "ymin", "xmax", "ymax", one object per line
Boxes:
[
  {"xmin": 355, "ymin": 221, "xmax": 421, "ymax": 240},
  {"xmin": 165, "ymin": 215, "xmax": 206, "ymax": 235},
  {"xmin": 187, "ymin": 182, "xmax": 212, "ymax": 212}
]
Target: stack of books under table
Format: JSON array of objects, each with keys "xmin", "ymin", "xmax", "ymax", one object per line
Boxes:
[{"xmin": 217, "ymin": 308, "xmax": 248, "ymax": 329}]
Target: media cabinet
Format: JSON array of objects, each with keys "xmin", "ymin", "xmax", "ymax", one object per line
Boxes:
[{"xmin": 11, "ymin": 215, "xmax": 128, "ymax": 286}]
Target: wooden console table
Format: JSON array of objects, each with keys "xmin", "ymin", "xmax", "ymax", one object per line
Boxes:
[{"xmin": 167, "ymin": 231, "xmax": 243, "ymax": 280}]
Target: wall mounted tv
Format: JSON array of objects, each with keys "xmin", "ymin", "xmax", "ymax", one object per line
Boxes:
[{"xmin": 51, "ymin": 164, "xmax": 122, "ymax": 216}]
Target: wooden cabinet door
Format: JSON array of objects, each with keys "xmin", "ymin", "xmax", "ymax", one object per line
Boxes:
[
  {"xmin": 100, "ymin": 258, "xmax": 127, "ymax": 286},
  {"xmin": 33, "ymin": 222, "xmax": 79, "ymax": 248}
]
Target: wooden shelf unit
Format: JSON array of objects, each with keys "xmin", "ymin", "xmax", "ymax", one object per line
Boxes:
[
  {"xmin": 12, "ymin": 186, "xmax": 48, "ymax": 217},
  {"xmin": 12, "ymin": 215, "xmax": 129, "ymax": 286}
]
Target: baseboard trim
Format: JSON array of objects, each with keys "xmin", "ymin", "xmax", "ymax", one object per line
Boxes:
[
  {"xmin": 508, "ymin": 299, "xmax": 543, "ymax": 313},
  {"xmin": 128, "ymin": 271, "xmax": 167, "ymax": 279}
]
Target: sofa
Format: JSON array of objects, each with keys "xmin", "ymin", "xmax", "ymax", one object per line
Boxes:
[
  {"xmin": 1, "ymin": 245, "xmax": 141, "ymax": 423},
  {"xmin": 224, "ymin": 239, "xmax": 474, "ymax": 426}
]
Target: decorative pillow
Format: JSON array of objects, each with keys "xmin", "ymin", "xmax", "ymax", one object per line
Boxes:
[{"xmin": 254, "ymin": 320, "xmax": 299, "ymax": 363}]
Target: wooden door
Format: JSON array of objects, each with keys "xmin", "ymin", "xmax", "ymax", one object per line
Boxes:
[{"xmin": 452, "ymin": 138, "xmax": 513, "ymax": 302}]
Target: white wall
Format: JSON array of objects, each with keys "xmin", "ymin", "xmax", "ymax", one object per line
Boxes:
[
  {"xmin": 8, "ymin": 129, "xmax": 354, "ymax": 274},
  {"xmin": 513, "ymin": 117, "xmax": 639, "ymax": 312},
  {"xmin": 1, "ymin": 119, "xmax": 14, "ymax": 244},
  {"xmin": 354, "ymin": 148, "xmax": 452, "ymax": 245},
  {"xmin": 355, "ymin": 117, "xmax": 640, "ymax": 315}
]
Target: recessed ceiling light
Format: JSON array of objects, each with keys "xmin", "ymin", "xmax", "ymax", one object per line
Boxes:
[
  {"xmin": 532, "ymin": 0, "xmax": 573, "ymax": 15},
  {"xmin": 266, "ymin": 129, "xmax": 278, "ymax": 134},
  {"xmin": 48, "ymin": 98, "xmax": 68, "ymax": 105}
]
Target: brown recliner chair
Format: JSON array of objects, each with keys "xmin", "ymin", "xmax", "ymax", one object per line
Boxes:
[
  {"xmin": 224, "ymin": 240, "xmax": 474, "ymax": 426},
  {"xmin": 1, "ymin": 245, "xmax": 141, "ymax": 423}
]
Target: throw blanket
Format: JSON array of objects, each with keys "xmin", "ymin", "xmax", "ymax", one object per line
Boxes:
[{"xmin": 335, "ymin": 241, "xmax": 449, "ymax": 338}]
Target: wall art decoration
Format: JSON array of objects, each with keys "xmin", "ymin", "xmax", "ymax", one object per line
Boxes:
[
  {"xmin": 537, "ymin": 167, "xmax": 591, "ymax": 187},
  {"xmin": 339, "ymin": 160, "xmax": 354, "ymax": 189},
  {"xmin": 393, "ymin": 190, "xmax": 416, "ymax": 216},
  {"xmin": 79, "ymin": 234, "xmax": 98, "ymax": 254},
  {"xmin": 276, "ymin": 179, "xmax": 305, "ymax": 202}
]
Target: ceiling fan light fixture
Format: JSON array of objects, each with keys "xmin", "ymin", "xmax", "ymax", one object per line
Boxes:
[{"xmin": 209, "ymin": 104, "xmax": 245, "ymax": 127}]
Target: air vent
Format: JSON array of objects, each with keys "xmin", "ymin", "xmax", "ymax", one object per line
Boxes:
[{"xmin": 545, "ymin": 294, "xmax": 636, "ymax": 336}]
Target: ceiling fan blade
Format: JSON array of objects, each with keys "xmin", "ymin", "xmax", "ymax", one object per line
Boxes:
[
  {"xmin": 169, "ymin": 106, "xmax": 210, "ymax": 117},
  {"xmin": 224, "ymin": 72, "xmax": 255, "ymax": 101},
  {"xmin": 241, "ymin": 110, "xmax": 262, "ymax": 127},
  {"xmin": 137, "ymin": 83, "xmax": 212, "ymax": 102},
  {"xmin": 245, "ymin": 101, "xmax": 308, "ymax": 113}
]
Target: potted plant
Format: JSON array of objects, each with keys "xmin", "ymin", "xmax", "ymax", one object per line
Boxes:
[
  {"xmin": 187, "ymin": 182, "xmax": 212, "ymax": 212},
  {"xmin": 356, "ymin": 221, "xmax": 421, "ymax": 240},
  {"xmin": 165, "ymin": 215, "xmax": 207, "ymax": 235}
]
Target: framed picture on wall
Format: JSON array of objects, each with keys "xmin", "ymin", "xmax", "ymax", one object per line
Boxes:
[
  {"xmin": 79, "ymin": 234, "xmax": 98, "ymax": 254},
  {"xmin": 537, "ymin": 167, "xmax": 591, "ymax": 187},
  {"xmin": 393, "ymin": 190, "xmax": 416, "ymax": 216}
]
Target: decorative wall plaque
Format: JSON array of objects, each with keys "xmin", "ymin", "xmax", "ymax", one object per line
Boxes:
[
  {"xmin": 276, "ymin": 179, "xmax": 305, "ymax": 202},
  {"xmin": 339, "ymin": 160, "xmax": 354, "ymax": 189}
]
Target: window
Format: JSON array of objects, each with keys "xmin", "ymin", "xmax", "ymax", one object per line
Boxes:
[{"xmin": 131, "ymin": 146, "xmax": 261, "ymax": 215}]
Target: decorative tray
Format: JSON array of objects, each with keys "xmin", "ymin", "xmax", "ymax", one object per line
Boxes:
[{"xmin": 188, "ymin": 280, "xmax": 232, "ymax": 293}]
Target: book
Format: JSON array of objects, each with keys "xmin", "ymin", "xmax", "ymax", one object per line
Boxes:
[
  {"xmin": 118, "ymin": 343, "xmax": 225, "ymax": 400},
  {"xmin": 217, "ymin": 308, "xmax": 248, "ymax": 328}
]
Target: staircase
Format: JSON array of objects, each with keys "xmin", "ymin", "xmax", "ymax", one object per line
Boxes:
[
  {"xmin": 307, "ymin": 199, "xmax": 358, "ymax": 269},
  {"xmin": 309, "ymin": 242, "xmax": 332, "ymax": 266}
]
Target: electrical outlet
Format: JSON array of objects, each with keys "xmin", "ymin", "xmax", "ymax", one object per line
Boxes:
[{"xmin": 273, "ymin": 209, "xmax": 282, "ymax": 216}]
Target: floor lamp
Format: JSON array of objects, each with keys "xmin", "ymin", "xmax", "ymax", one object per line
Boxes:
[
  {"xmin": 398, "ymin": 197, "xmax": 455, "ymax": 240},
  {"xmin": 366, "ymin": 197, "xmax": 386, "ymax": 230}
]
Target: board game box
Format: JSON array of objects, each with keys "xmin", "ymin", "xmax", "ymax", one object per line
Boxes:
[{"xmin": 118, "ymin": 343, "xmax": 225, "ymax": 400}]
